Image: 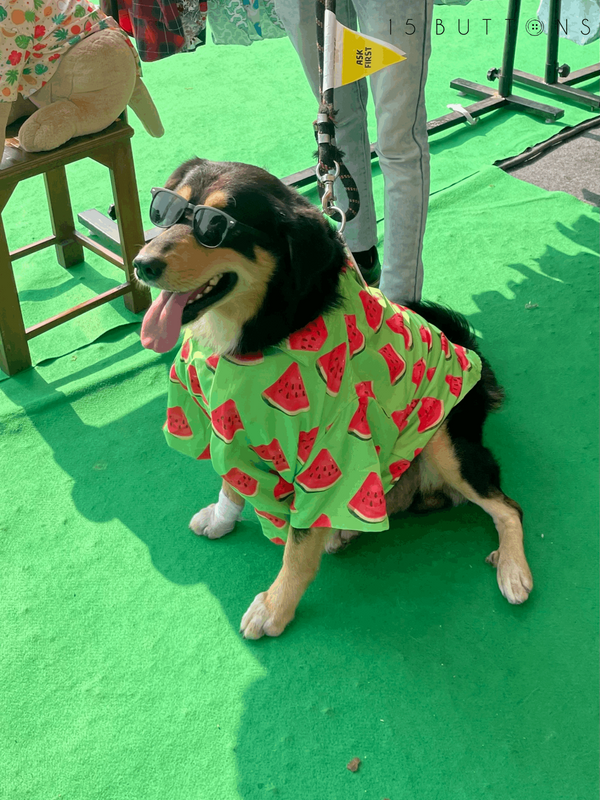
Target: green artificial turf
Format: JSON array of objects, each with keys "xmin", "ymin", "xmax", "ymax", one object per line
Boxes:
[
  {"xmin": 2, "ymin": 165, "xmax": 598, "ymax": 799},
  {"xmin": 1, "ymin": 1, "xmax": 599, "ymax": 797},
  {"xmin": 2, "ymin": 0, "xmax": 598, "ymax": 373}
]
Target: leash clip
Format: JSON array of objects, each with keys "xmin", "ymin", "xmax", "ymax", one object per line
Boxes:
[{"xmin": 316, "ymin": 160, "xmax": 341, "ymax": 214}]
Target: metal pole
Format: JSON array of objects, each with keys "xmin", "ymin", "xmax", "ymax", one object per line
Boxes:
[
  {"xmin": 544, "ymin": 0, "xmax": 561, "ymax": 84},
  {"xmin": 498, "ymin": 0, "xmax": 521, "ymax": 97}
]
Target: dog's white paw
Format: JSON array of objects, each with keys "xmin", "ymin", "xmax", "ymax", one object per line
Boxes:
[
  {"xmin": 486, "ymin": 549, "xmax": 533, "ymax": 604},
  {"xmin": 189, "ymin": 504, "xmax": 236, "ymax": 539},
  {"xmin": 325, "ymin": 529, "xmax": 362, "ymax": 554},
  {"xmin": 240, "ymin": 592, "xmax": 290, "ymax": 639}
]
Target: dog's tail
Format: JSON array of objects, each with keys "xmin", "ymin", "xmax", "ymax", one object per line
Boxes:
[{"xmin": 404, "ymin": 300, "xmax": 504, "ymax": 412}]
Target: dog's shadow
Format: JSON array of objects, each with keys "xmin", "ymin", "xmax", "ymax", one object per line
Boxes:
[{"xmin": 2, "ymin": 208, "xmax": 598, "ymax": 799}]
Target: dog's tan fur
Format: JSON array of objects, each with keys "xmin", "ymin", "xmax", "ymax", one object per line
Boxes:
[
  {"xmin": 223, "ymin": 425, "xmax": 532, "ymax": 638},
  {"xmin": 136, "ymin": 166, "xmax": 533, "ymax": 640}
]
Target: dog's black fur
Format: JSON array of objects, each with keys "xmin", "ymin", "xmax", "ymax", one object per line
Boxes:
[
  {"xmin": 135, "ymin": 157, "xmax": 532, "ymax": 632},
  {"xmin": 160, "ymin": 158, "xmax": 511, "ymax": 516}
]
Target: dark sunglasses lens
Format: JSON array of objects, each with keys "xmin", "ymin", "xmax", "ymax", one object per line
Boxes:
[
  {"xmin": 150, "ymin": 191, "xmax": 185, "ymax": 227},
  {"xmin": 195, "ymin": 209, "xmax": 228, "ymax": 247}
]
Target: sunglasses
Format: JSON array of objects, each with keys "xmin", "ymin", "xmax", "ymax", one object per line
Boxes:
[{"xmin": 149, "ymin": 187, "xmax": 270, "ymax": 249}]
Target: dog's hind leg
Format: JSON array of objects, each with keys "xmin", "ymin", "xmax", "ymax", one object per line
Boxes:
[
  {"xmin": 421, "ymin": 426, "xmax": 533, "ymax": 605},
  {"xmin": 240, "ymin": 526, "xmax": 330, "ymax": 639}
]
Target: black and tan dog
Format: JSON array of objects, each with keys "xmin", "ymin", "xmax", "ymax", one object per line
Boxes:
[{"xmin": 134, "ymin": 157, "xmax": 533, "ymax": 639}]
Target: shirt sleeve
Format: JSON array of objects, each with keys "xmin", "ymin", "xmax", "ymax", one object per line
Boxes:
[{"xmin": 0, "ymin": 0, "xmax": 33, "ymax": 103}]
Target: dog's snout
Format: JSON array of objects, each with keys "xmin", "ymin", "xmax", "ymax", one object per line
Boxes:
[{"xmin": 133, "ymin": 254, "xmax": 166, "ymax": 283}]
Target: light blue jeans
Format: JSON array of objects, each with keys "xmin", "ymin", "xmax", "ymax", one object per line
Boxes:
[{"xmin": 273, "ymin": 0, "xmax": 434, "ymax": 302}]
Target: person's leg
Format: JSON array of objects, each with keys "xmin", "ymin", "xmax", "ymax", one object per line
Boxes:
[
  {"xmin": 354, "ymin": 0, "xmax": 434, "ymax": 302},
  {"xmin": 273, "ymin": 0, "xmax": 378, "ymax": 265}
]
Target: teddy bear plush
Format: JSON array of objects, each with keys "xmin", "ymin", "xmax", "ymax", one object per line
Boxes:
[{"xmin": 0, "ymin": 0, "xmax": 163, "ymax": 153}]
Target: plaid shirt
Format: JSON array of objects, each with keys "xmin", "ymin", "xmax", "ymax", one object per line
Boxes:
[{"xmin": 100, "ymin": 0, "xmax": 205, "ymax": 61}]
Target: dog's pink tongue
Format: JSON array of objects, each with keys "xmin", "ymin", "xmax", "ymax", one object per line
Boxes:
[{"xmin": 140, "ymin": 289, "xmax": 196, "ymax": 353}]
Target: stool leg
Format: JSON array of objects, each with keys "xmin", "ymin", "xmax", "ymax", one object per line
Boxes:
[
  {"xmin": 0, "ymin": 213, "xmax": 31, "ymax": 376},
  {"xmin": 107, "ymin": 138, "xmax": 151, "ymax": 315},
  {"xmin": 44, "ymin": 166, "xmax": 85, "ymax": 269}
]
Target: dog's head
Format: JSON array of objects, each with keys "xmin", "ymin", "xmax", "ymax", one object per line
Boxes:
[{"xmin": 136, "ymin": 158, "xmax": 346, "ymax": 355}]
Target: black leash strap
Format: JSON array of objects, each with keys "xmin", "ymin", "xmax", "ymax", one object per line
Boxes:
[{"xmin": 314, "ymin": 0, "xmax": 360, "ymax": 223}]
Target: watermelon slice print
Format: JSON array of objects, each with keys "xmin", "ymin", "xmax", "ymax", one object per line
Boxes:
[
  {"xmin": 169, "ymin": 363, "xmax": 187, "ymax": 390},
  {"xmin": 348, "ymin": 473, "xmax": 387, "ymax": 523},
  {"xmin": 419, "ymin": 325, "xmax": 433, "ymax": 352},
  {"xmin": 391, "ymin": 399, "xmax": 419, "ymax": 433},
  {"xmin": 262, "ymin": 363, "xmax": 310, "ymax": 416},
  {"xmin": 355, "ymin": 381, "xmax": 376, "ymax": 401},
  {"xmin": 255, "ymin": 509, "xmax": 287, "ymax": 529},
  {"xmin": 181, "ymin": 339, "xmax": 191, "ymax": 361},
  {"xmin": 297, "ymin": 427, "xmax": 319, "ymax": 466},
  {"xmin": 427, "ymin": 367, "xmax": 436, "ymax": 382},
  {"xmin": 316, "ymin": 343, "xmax": 347, "ymax": 398},
  {"xmin": 454, "ymin": 345, "xmax": 472, "ymax": 371},
  {"xmin": 273, "ymin": 475, "xmax": 295, "ymax": 502},
  {"xmin": 206, "ymin": 354, "xmax": 220, "ymax": 372},
  {"xmin": 223, "ymin": 467, "xmax": 259, "ymax": 497},
  {"xmin": 166, "ymin": 406, "xmax": 193, "ymax": 439},
  {"xmin": 440, "ymin": 332, "xmax": 451, "ymax": 360},
  {"xmin": 311, "ymin": 514, "xmax": 332, "ymax": 528},
  {"xmin": 187, "ymin": 364, "xmax": 207, "ymax": 403},
  {"xmin": 379, "ymin": 343, "xmax": 406, "ymax": 385},
  {"xmin": 445, "ymin": 375, "xmax": 463, "ymax": 397},
  {"xmin": 344, "ymin": 314, "xmax": 366, "ymax": 358},
  {"xmin": 287, "ymin": 316, "xmax": 328, "ymax": 352},
  {"xmin": 348, "ymin": 401, "xmax": 371, "ymax": 441},
  {"xmin": 296, "ymin": 449, "xmax": 342, "ymax": 493},
  {"xmin": 359, "ymin": 290, "xmax": 384, "ymax": 333},
  {"xmin": 389, "ymin": 459, "xmax": 412, "ymax": 484},
  {"xmin": 412, "ymin": 358, "xmax": 426, "ymax": 388},
  {"xmin": 250, "ymin": 439, "xmax": 290, "ymax": 472},
  {"xmin": 386, "ymin": 313, "xmax": 413, "ymax": 350},
  {"xmin": 417, "ymin": 397, "xmax": 444, "ymax": 433},
  {"xmin": 211, "ymin": 398, "xmax": 244, "ymax": 443},
  {"xmin": 196, "ymin": 443, "xmax": 211, "ymax": 460}
]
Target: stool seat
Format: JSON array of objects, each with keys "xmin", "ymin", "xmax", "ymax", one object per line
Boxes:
[{"xmin": 0, "ymin": 113, "xmax": 152, "ymax": 376}]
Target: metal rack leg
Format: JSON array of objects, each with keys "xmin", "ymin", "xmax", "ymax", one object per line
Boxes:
[{"xmin": 511, "ymin": 0, "xmax": 600, "ymax": 110}]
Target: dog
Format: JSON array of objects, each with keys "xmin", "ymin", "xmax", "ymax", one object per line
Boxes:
[{"xmin": 134, "ymin": 157, "xmax": 533, "ymax": 640}]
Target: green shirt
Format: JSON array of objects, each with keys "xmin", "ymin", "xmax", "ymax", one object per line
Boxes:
[{"xmin": 163, "ymin": 263, "xmax": 482, "ymax": 543}]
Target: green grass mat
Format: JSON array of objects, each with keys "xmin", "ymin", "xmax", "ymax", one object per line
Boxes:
[
  {"xmin": 2, "ymin": 0, "xmax": 598, "ymax": 374},
  {"xmin": 2, "ymin": 167, "xmax": 598, "ymax": 800}
]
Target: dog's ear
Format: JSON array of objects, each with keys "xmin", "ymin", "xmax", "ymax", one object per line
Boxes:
[{"xmin": 278, "ymin": 200, "xmax": 344, "ymax": 298}]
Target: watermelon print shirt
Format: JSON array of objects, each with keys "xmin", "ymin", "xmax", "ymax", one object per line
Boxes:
[
  {"xmin": 163, "ymin": 261, "xmax": 482, "ymax": 544},
  {"xmin": 0, "ymin": 0, "xmax": 141, "ymax": 104}
]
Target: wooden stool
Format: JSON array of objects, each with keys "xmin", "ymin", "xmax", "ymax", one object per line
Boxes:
[{"xmin": 0, "ymin": 112, "xmax": 152, "ymax": 376}]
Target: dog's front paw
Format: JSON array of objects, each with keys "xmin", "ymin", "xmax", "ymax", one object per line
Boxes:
[
  {"xmin": 189, "ymin": 504, "xmax": 236, "ymax": 539},
  {"xmin": 486, "ymin": 549, "xmax": 533, "ymax": 604},
  {"xmin": 325, "ymin": 529, "xmax": 362, "ymax": 554},
  {"xmin": 240, "ymin": 592, "xmax": 293, "ymax": 639}
]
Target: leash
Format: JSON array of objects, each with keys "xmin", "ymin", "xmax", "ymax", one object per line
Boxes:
[{"xmin": 314, "ymin": 0, "xmax": 368, "ymax": 289}]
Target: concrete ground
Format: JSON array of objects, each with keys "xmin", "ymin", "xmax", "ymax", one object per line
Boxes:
[{"xmin": 504, "ymin": 122, "xmax": 600, "ymax": 207}]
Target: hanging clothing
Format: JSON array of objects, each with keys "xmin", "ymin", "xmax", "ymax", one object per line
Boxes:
[
  {"xmin": 208, "ymin": 0, "xmax": 286, "ymax": 46},
  {"xmin": 0, "ymin": 0, "xmax": 141, "ymax": 103},
  {"xmin": 99, "ymin": 0, "xmax": 189, "ymax": 60},
  {"xmin": 162, "ymin": 260, "xmax": 482, "ymax": 544},
  {"xmin": 99, "ymin": 0, "xmax": 285, "ymax": 61}
]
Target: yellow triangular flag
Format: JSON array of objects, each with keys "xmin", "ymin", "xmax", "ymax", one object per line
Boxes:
[{"xmin": 322, "ymin": 10, "xmax": 406, "ymax": 91}]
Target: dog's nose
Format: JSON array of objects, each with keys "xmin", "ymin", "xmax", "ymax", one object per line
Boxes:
[{"xmin": 133, "ymin": 254, "xmax": 166, "ymax": 283}]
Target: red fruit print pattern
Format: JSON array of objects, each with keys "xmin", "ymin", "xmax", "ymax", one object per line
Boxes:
[
  {"xmin": 391, "ymin": 399, "xmax": 419, "ymax": 433},
  {"xmin": 445, "ymin": 375, "xmax": 463, "ymax": 397},
  {"xmin": 287, "ymin": 316, "xmax": 328, "ymax": 352},
  {"xmin": 412, "ymin": 358, "xmax": 426, "ymax": 388}
]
